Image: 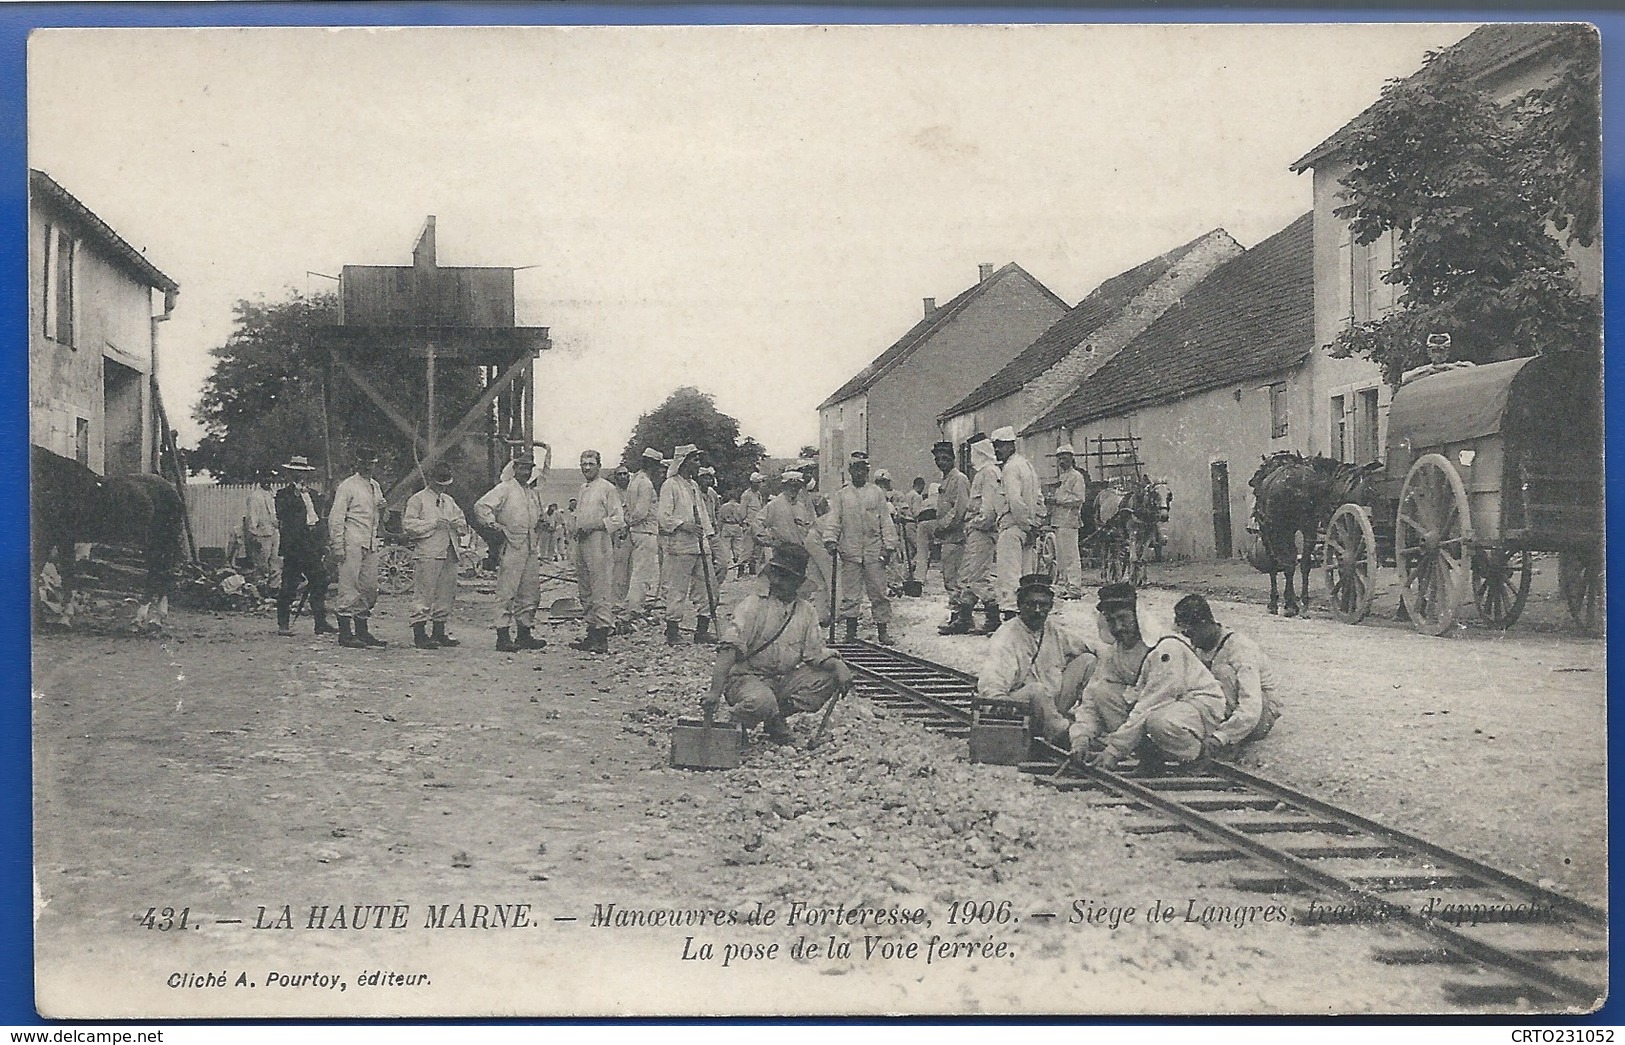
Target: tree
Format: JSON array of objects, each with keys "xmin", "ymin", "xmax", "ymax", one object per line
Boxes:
[
  {"xmin": 191, "ymin": 289, "xmax": 484, "ymax": 487},
  {"xmin": 1331, "ymin": 26, "xmax": 1601, "ymax": 385},
  {"xmin": 620, "ymin": 387, "xmax": 767, "ymax": 496}
]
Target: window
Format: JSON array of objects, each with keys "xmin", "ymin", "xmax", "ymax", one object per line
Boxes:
[
  {"xmin": 1268, "ymin": 383, "xmax": 1289, "ymax": 439},
  {"xmin": 1355, "ymin": 387, "xmax": 1381, "ymax": 463},
  {"xmin": 1329, "ymin": 394, "xmax": 1347, "ymax": 462},
  {"xmin": 1340, "ymin": 224, "xmax": 1400, "ymax": 326},
  {"xmin": 1336, "ymin": 225, "xmax": 1354, "ymax": 327},
  {"xmin": 74, "ymin": 417, "xmax": 90, "ymax": 467},
  {"xmin": 42, "ymin": 224, "xmax": 76, "ymax": 346}
]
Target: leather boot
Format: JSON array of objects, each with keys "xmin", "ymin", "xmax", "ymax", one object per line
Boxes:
[
  {"xmin": 516, "ymin": 624, "xmax": 548, "ymax": 650},
  {"xmin": 843, "ymin": 617, "xmax": 858, "ymax": 643},
  {"xmin": 496, "ymin": 627, "xmax": 519, "ymax": 652},
  {"xmin": 356, "ymin": 617, "xmax": 388, "ymax": 647},
  {"xmin": 570, "ymin": 626, "xmax": 609, "ymax": 654},
  {"xmin": 665, "ymin": 620, "xmax": 684, "ymax": 645},
  {"xmin": 337, "ymin": 616, "xmax": 366, "ymax": 649},
  {"xmin": 412, "ymin": 621, "xmax": 435, "ymax": 649},
  {"xmin": 693, "ymin": 616, "xmax": 715, "ymax": 645},
  {"xmin": 277, "ymin": 606, "xmax": 293, "ymax": 636},
  {"xmin": 430, "ymin": 622, "xmax": 460, "ymax": 647},
  {"xmin": 937, "ymin": 604, "xmax": 974, "ymax": 636},
  {"xmin": 981, "ymin": 603, "xmax": 1001, "ymax": 635},
  {"xmin": 876, "ymin": 622, "xmax": 892, "ymax": 645},
  {"xmin": 313, "ymin": 609, "xmax": 337, "ymax": 635},
  {"xmin": 763, "ymin": 716, "xmax": 794, "ymax": 745}
]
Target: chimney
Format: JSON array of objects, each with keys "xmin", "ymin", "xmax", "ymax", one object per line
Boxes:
[
  {"xmin": 923, "ymin": 297, "xmax": 937, "ymax": 317},
  {"xmin": 978, "ymin": 262, "xmax": 995, "ymax": 283}
]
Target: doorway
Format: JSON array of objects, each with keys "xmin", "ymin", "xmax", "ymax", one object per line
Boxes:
[{"xmin": 1210, "ymin": 461, "xmax": 1232, "ymax": 559}]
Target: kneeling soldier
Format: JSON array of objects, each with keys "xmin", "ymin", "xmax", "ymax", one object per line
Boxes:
[
  {"xmin": 1173, "ymin": 594, "xmax": 1281, "ymax": 758},
  {"xmin": 977, "ymin": 573, "xmax": 1099, "ymax": 746},
  {"xmin": 703, "ymin": 545, "xmax": 853, "ymax": 745}
]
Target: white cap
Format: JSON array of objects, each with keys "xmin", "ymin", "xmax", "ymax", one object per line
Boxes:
[
  {"xmin": 991, "ymin": 426, "xmax": 1018, "ymax": 442},
  {"xmin": 873, "ymin": 468, "xmax": 891, "ymax": 482},
  {"xmin": 1050, "ymin": 443, "xmax": 1077, "ymax": 456},
  {"xmin": 780, "ymin": 468, "xmax": 805, "ymax": 483},
  {"xmin": 749, "ymin": 472, "xmax": 763, "ymax": 482}
]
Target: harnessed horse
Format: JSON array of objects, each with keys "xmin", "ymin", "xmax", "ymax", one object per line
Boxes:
[
  {"xmin": 32, "ymin": 446, "xmax": 187, "ymax": 629},
  {"xmin": 1081, "ymin": 475, "xmax": 1172, "ymax": 583},
  {"xmin": 1249, "ymin": 452, "xmax": 1380, "ymax": 616}
]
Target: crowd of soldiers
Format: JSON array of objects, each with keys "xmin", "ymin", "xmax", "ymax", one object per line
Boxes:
[{"xmin": 254, "ymin": 432, "xmax": 1278, "ymax": 768}]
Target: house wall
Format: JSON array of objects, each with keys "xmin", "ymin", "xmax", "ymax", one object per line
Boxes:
[
  {"xmin": 860, "ymin": 274, "xmax": 1064, "ymax": 487},
  {"xmin": 1033, "ymin": 368, "xmax": 1302, "ymax": 561},
  {"xmin": 29, "ymin": 199, "xmax": 159, "ymax": 475},
  {"xmin": 818, "ymin": 393, "xmax": 868, "ymax": 486}
]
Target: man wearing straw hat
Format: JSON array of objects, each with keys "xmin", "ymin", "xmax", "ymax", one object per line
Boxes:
[
  {"xmin": 401, "ymin": 460, "xmax": 469, "ymax": 649},
  {"xmin": 273, "ymin": 455, "xmax": 335, "ymax": 638},
  {"xmin": 328, "ymin": 446, "xmax": 388, "ymax": 649},
  {"xmin": 1048, "ymin": 443, "xmax": 1090, "ymax": 600},
  {"xmin": 474, "ymin": 452, "xmax": 548, "ymax": 652},
  {"xmin": 624, "ymin": 448, "xmax": 664, "ymax": 620},
  {"xmin": 703, "ymin": 544, "xmax": 853, "ymax": 745},
  {"xmin": 658, "ymin": 444, "xmax": 717, "ymax": 645},
  {"xmin": 568, "ymin": 449, "xmax": 625, "ymax": 654}
]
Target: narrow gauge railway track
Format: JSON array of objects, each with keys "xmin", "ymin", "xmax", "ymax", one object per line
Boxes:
[{"xmin": 834, "ymin": 639, "xmax": 1607, "ymax": 1011}]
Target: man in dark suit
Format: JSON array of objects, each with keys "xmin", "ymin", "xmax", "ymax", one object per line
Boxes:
[{"xmin": 274, "ymin": 455, "xmax": 336, "ymax": 637}]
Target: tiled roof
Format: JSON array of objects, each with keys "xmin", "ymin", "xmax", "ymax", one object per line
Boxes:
[
  {"xmin": 1024, "ymin": 213, "xmax": 1313, "ymax": 434},
  {"xmin": 29, "ymin": 169, "xmax": 180, "ymax": 294},
  {"xmin": 940, "ymin": 230, "xmax": 1223, "ymax": 421},
  {"xmin": 818, "ymin": 263, "xmax": 1068, "ymax": 409},
  {"xmin": 1290, "ymin": 23, "xmax": 1574, "ymax": 172}
]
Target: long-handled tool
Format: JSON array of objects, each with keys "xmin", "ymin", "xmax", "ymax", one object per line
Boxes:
[
  {"xmin": 826, "ymin": 545, "xmax": 839, "ymax": 644},
  {"xmin": 692, "ymin": 500, "xmax": 720, "ymax": 628},
  {"xmin": 807, "ymin": 678, "xmax": 850, "ymax": 751}
]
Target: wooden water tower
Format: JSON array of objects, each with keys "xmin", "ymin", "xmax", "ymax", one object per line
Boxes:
[{"xmin": 314, "ymin": 216, "xmax": 551, "ymax": 502}]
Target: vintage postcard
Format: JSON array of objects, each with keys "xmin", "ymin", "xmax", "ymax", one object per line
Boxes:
[{"xmin": 27, "ymin": 21, "xmax": 1606, "ymax": 1019}]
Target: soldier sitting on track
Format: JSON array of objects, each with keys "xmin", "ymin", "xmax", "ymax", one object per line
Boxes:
[
  {"xmin": 703, "ymin": 544, "xmax": 853, "ymax": 745},
  {"xmin": 976, "ymin": 573, "xmax": 1099, "ymax": 746},
  {"xmin": 1173, "ymin": 594, "xmax": 1281, "ymax": 759},
  {"xmin": 1073, "ymin": 583, "xmax": 1228, "ymax": 774}
]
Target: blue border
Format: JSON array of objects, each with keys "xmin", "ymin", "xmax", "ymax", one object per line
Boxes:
[{"xmin": 3, "ymin": 2, "xmax": 1620, "ymax": 1029}]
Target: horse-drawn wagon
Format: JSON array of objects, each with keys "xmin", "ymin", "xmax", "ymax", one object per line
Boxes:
[{"xmin": 1320, "ymin": 352, "xmax": 1603, "ymax": 636}]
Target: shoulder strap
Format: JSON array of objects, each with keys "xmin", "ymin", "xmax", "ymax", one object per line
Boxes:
[
  {"xmin": 741, "ymin": 601, "xmax": 798, "ymax": 663},
  {"xmin": 1135, "ymin": 635, "xmax": 1193, "ymax": 688}
]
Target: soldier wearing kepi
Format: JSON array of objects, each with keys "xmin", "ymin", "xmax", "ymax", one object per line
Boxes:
[
  {"xmin": 328, "ymin": 447, "xmax": 388, "ymax": 649},
  {"xmin": 474, "ymin": 453, "xmax": 548, "ymax": 653},
  {"xmin": 1173, "ymin": 594, "xmax": 1281, "ymax": 758},
  {"xmin": 625, "ymin": 448, "xmax": 664, "ymax": 620},
  {"xmin": 1075, "ymin": 584, "xmax": 1228, "ymax": 774},
  {"xmin": 823, "ymin": 451, "xmax": 898, "ymax": 644},
  {"xmin": 273, "ymin": 455, "xmax": 335, "ymax": 637},
  {"xmin": 569, "ymin": 450, "xmax": 625, "ymax": 654},
  {"xmin": 659, "ymin": 444, "xmax": 718, "ymax": 645},
  {"xmin": 401, "ymin": 461, "xmax": 469, "ymax": 649},
  {"xmin": 932, "ymin": 441, "xmax": 972, "ymax": 634},
  {"xmin": 991, "ymin": 426, "xmax": 1042, "ymax": 622},
  {"xmin": 740, "ymin": 472, "xmax": 766, "ymax": 575},
  {"xmin": 704, "ymin": 544, "xmax": 854, "ymax": 745},
  {"xmin": 977, "ymin": 573, "xmax": 1100, "ymax": 746}
]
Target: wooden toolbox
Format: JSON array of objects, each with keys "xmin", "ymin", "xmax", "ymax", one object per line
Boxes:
[
  {"xmin": 671, "ymin": 714, "xmax": 745, "ymax": 770},
  {"xmin": 969, "ymin": 699, "xmax": 1031, "ymax": 765}
]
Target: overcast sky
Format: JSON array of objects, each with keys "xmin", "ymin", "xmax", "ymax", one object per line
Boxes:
[{"xmin": 29, "ymin": 21, "xmax": 1473, "ymax": 464}]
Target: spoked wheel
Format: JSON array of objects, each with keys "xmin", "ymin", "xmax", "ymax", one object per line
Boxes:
[
  {"xmin": 1559, "ymin": 548, "xmax": 1604, "ymax": 636},
  {"xmin": 1471, "ymin": 547, "xmax": 1532, "ymax": 629},
  {"xmin": 1396, "ymin": 453, "xmax": 1471, "ymax": 636},
  {"xmin": 1033, "ymin": 530, "xmax": 1058, "ymax": 582},
  {"xmin": 1322, "ymin": 503, "xmax": 1376, "ymax": 624},
  {"xmin": 376, "ymin": 545, "xmax": 416, "ymax": 596}
]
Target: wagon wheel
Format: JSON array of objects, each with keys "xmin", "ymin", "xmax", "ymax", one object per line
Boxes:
[
  {"xmin": 375, "ymin": 545, "xmax": 415, "ymax": 596},
  {"xmin": 1558, "ymin": 549, "xmax": 1604, "ymax": 636},
  {"xmin": 1322, "ymin": 503, "xmax": 1376, "ymax": 624},
  {"xmin": 1033, "ymin": 529, "xmax": 1059, "ymax": 582},
  {"xmin": 1396, "ymin": 453, "xmax": 1472, "ymax": 637},
  {"xmin": 1471, "ymin": 547, "xmax": 1532, "ymax": 629}
]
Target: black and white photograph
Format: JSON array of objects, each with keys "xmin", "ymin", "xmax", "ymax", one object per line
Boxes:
[{"xmin": 26, "ymin": 20, "xmax": 1607, "ymax": 1018}]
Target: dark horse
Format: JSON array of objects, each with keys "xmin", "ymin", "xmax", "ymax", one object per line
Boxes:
[
  {"xmin": 1249, "ymin": 452, "xmax": 1380, "ymax": 616},
  {"xmin": 32, "ymin": 445, "xmax": 187, "ymax": 628}
]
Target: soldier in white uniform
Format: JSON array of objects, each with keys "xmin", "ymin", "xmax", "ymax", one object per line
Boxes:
[
  {"xmin": 569, "ymin": 450, "xmax": 625, "ymax": 654},
  {"xmin": 328, "ymin": 447, "xmax": 388, "ymax": 649},
  {"xmin": 823, "ymin": 451, "xmax": 898, "ymax": 644},
  {"xmin": 625, "ymin": 448, "xmax": 664, "ymax": 619},
  {"xmin": 991, "ymin": 426, "xmax": 1042, "ymax": 623},
  {"xmin": 1048, "ymin": 444, "xmax": 1090, "ymax": 600},
  {"xmin": 401, "ymin": 461, "xmax": 469, "ymax": 649},
  {"xmin": 659, "ymin": 444, "xmax": 718, "ymax": 645},
  {"xmin": 473, "ymin": 454, "xmax": 548, "ymax": 652}
]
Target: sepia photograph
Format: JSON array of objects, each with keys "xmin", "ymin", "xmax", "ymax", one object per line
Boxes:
[{"xmin": 25, "ymin": 18, "xmax": 1607, "ymax": 1019}]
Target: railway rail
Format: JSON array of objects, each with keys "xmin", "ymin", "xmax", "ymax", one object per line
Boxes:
[{"xmin": 833, "ymin": 639, "xmax": 1607, "ymax": 1012}]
